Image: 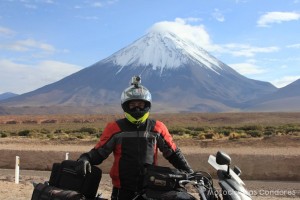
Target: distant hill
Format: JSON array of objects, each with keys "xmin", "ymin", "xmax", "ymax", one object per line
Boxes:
[
  {"xmin": 244, "ymin": 79, "xmax": 300, "ymax": 111},
  {"xmin": 0, "ymin": 92, "xmax": 18, "ymax": 101}
]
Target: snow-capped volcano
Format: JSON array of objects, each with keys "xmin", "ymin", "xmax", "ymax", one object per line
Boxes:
[
  {"xmin": 0, "ymin": 24, "xmax": 277, "ymax": 114},
  {"xmin": 108, "ymin": 29, "xmax": 223, "ymax": 75}
]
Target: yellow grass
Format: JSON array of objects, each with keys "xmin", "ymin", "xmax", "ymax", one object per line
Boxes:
[{"xmin": 0, "ymin": 112, "xmax": 299, "ymax": 139}]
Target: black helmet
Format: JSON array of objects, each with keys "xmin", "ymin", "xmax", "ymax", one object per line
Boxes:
[{"xmin": 121, "ymin": 76, "xmax": 151, "ymax": 124}]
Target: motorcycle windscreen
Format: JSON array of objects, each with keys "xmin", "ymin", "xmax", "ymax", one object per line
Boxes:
[{"xmin": 208, "ymin": 155, "xmax": 245, "ymax": 185}]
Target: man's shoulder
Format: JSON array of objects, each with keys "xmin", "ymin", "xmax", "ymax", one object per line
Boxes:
[
  {"xmin": 149, "ymin": 118, "xmax": 168, "ymax": 131},
  {"xmin": 147, "ymin": 118, "xmax": 156, "ymax": 124},
  {"xmin": 104, "ymin": 120, "xmax": 123, "ymax": 133},
  {"xmin": 149, "ymin": 118, "xmax": 164, "ymax": 125}
]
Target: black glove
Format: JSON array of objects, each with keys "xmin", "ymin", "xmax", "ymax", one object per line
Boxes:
[
  {"xmin": 75, "ymin": 156, "xmax": 91, "ymax": 176},
  {"xmin": 178, "ymin": 167, "xmax": 194, "ymax": 174},
  {"xmin": 168, "ymin": 149, "xmax": 194, "ymax": 173},
  {"xmin": 185, "ymin": 168, "xmax": 194, "ymax": 174}
]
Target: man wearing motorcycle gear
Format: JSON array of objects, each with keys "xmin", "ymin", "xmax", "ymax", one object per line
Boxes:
[{"xmin": 77, "ymin": 76, "xmax": 193, "ymax": 200}]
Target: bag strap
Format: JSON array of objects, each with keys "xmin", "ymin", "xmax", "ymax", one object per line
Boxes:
[{"xmin": 34, "ymin": 183, "xmax": 49, "ymax": 199}]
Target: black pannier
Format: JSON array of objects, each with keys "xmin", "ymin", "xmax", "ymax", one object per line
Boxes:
[
  {"xmin": 31, "ymin": 182, "xmax": 85, "ymax": 200},
  {"xmin": 49, "ymin": 160, "xmax": 102, "ymax": 199},
  {"xmin": 143, "ymin": 165, "xmax": 188, "ymax": 191},
  {"xmin": 143, "ymin": 165, "xmax": 196, "ymax": 200}
]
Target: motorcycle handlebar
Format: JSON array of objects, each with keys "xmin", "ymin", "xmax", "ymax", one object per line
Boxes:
[
  {"xmin": 178, "ymin": 180, "xmax": 199, "ymax": 187},
  {"xmin": 179, "ymin": 179, "xmax": 208, "ymax": 200}
]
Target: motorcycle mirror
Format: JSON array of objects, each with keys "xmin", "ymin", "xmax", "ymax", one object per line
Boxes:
[
  {"xmin": 216, "ymin": 151, "xmax": 232, "ymax": 177},
  {"xmin": 233, "ymin": 166, "xmax": 242, "ymax": 176},
  {"xmin": 216, "ymin": 151, "xmax": 231, "ymax": 165}
]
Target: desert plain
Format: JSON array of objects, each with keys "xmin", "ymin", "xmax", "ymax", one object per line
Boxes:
[{"xmin": 0, "ymin": 113, "xmax": 299, "ymax": 199}]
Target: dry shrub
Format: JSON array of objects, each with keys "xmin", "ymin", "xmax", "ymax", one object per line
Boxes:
[
  {"xmin": 6, "ymin": 120, "xmax": 18, "ymax": 124},
  {"xmin": 214, "ymin": 133, "xmax": 225, "ymax": 139},
  {"xmin": 79, "ymin": 127, "xmax": 98, "ymax": 134},
  {"xmin": 41, "ymin": 119, "xmax": 57, "ymax": 124},
  {"xmin": 246, "ymin": 130, "xmax": 263, "ymax": 137},
  {"xmin": 18, "ymin": 130, "xmax": 31, "ymax": 136},
  {"xmin": 73, "ymin": 119, "xmax": 83, "ymax": 123},
  {"xmin": 73, "ymin": 119, "xmax": 95, "ymax": 123},
  {"xmin": 198, "ymin": 133, "xmax": 206, "ymax": 140},
  {"xmin": 22, "ymin": 120, "xmax": 38, "ymax": 124},
  {"xmin": 173, "ymin": 134, "xmax": 191, "ymax": 139},
  {"xmin": 0, "ymin": 131, "xmax": 8, "ymax": 138},
  {"xmin": 229, "ymin": 132, "xmax": 241, "ymax": 140},
  {"xmin": 204, "ymin": 132, "xmax": 214, "ymax": 139}
]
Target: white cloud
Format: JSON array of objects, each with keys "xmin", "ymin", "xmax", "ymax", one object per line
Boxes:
[
  {"xmin": 74, "ymin": 5, "xmax": 82, "ymax": 9},
  {"xmin": 0, "ymin": 39, "xmax": 56, "ymax": 59},
  {"xmin": 0, "ymin": 28, "xmax": 56, "ymax": 54},
  {"xmin": 212, "ymin": 9, "xmax": 225, "ymax": 22},
  {"xmin": 0, "ymin": 26, "xmax": 15, "ymax": 37},
  {"xmin": 77, "ymin": 16, "xmax": 99, "ymax": 20},
  {"xmin": 279, "ymin": 64, "xmax": 288, "ymax": 69},
  {"xmin": 149, "ymin": 18, "xmax": 215, "ymax": 51},
  {"xmin": 107, "ymin": 0, "xmax": 118, "ymax": 4},
  {"xmin": 17, "ymin": 39, "xmax": 55, "ymax": 52},
  {"xmin": 0, "ymin": 38, "xmax": 56, "ymax": 53},
  {"xmin": 92, "ymin": 2, "xmax": 103, "ymax": 7},
  {"xmin": 149, "ymin": 19, "xmax": 279, "ymax": 58},
  {"xmin": 21, "ymin": 0, "xmax": 55, "ymax": 8},
  {"xmin": 287, "ymin": 43, "xmax": 300, "ymax": 49},
  {"xmin": 0, "ymin": 59, "xmax": 82, "ymax": 94},
  {"xmin": 271, "ymin": 76, "xmax": 300, "ymax": 88},
  {"xmin": 42, "ymin": 0, "xmax": 55, "ymax": 3},
  {"xmin": 228, "ymin": 62, "xmax": 266, "ymax": 75},
  {"xmin": 179, "ymin": 17, "xmax": 202, "ymax": 23},
  {"xmin": 219, "ymin": 43, "xmax": 279, "ymax": 57},
  {"xmin": 235, "ymin": 0, "xmax": 248, "ymax": 3},
  {"xmin": 83, "ymin": 0, "xmax": 117, "ymax": 8},
  {"xmin": 257, "ymin": 12, "xmax": 300, "ymax": 27},
  {"xmin": 24, "ymin": 4, "xmax": 38, "ymax": 9}
]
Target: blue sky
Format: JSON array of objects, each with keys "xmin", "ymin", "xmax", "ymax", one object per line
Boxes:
[{"xmin": 0, "ymin": 0, "xmax": 300, "ymax": 94}]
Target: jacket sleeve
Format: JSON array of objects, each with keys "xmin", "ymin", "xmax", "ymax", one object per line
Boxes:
[
  {"xmin": 154, "ymin": 120, "xmax": 193, "ymax": 172},
  {"xmin": 79, "ymin": 121, "xmax": 121, "ymax": 165},
  {"xmin": 167, "ymin": 148, "xmax": 193, "ymax": 173}
]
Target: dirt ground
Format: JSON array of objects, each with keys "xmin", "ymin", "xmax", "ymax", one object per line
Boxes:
[{"xmin": 0, "ymin": 136, "xmax": 299, "ymax": 199}]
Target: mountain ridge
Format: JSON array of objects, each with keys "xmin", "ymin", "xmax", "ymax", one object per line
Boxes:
[
  {"xmin": 0, "ymin": 92, "xmax": 19, "ymax": 101},
  {"xmin": 244, "ymin": 79, "xmax": 300, "ymax": 111}
]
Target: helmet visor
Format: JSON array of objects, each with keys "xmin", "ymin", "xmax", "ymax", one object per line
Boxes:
[{"xmin": 121, "ymin": 85, "xmax": 152, "ymax": 104}]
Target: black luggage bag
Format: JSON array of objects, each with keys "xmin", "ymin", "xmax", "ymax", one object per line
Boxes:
[
  {"xmin": 31, "ymin": 182, "xmax": 85, "ymax": 200},
  {"xmin": 143, "ymin": 165, "xmax": 188, "ymax": 191},
  {"xmin": 48, "ymin": 160, "xmax": 102, "ymax": 199},
  {"xmin": 143, "ymin": 165, "xmax": 196, "ymax": 200}
]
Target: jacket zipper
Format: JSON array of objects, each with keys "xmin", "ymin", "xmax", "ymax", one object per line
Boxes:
[{"xmin": 136, "ymin": 124, "xmax": 141, "ymax": 191}]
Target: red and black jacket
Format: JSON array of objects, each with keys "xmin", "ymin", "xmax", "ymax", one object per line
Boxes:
[{"xmin": 81, "ymin": 118, "xmax": 192, "ymax": 191}]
